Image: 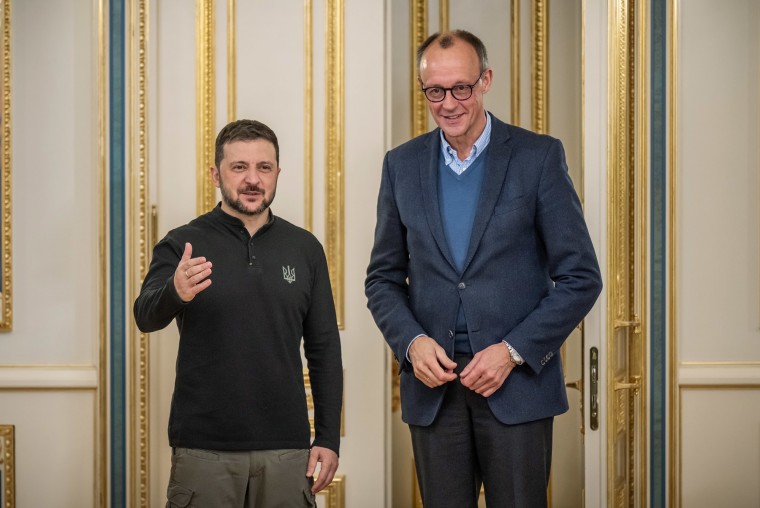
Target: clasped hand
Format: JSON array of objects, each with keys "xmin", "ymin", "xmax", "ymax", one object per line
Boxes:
[{"xmin": 409, "ymin": 337, "xmax": 516, "ymax": 397}]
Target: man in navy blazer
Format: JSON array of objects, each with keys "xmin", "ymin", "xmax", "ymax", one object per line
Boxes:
[{"xmin": 365, "ymin": 30, "xmax": 602, "ymax": 507}]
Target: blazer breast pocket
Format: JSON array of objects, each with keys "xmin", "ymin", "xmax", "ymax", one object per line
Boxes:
[{"xmin": 494, "ymin": 195, "xmax": 529, "ymax": 215}]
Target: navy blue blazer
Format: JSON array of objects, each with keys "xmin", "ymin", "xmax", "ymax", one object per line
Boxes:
[{"xmin": 365, "ymin": 114, "xmax": 602, "ymax": 426}]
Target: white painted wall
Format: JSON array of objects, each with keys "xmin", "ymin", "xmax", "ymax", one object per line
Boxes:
[
  {"xmin": 0, "ymin": 0, "xmax": 99, "ymax": 506},
  {"xmin": 677, "ymin": 0, "xmax": 760, "ymax": 506}
]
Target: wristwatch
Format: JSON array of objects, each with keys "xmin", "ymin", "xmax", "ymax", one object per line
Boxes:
[{"xmin": 503, "ymin": 341, "xmax": 524, "ymax": 365}]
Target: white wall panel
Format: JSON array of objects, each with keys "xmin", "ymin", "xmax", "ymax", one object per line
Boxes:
[
  {"xmin": 678, "ymin": 0, "xmax": 760, "ymax": 361},
  {"xmin": 447, "ymin": 0, "xmax": 511, "ymax": 122},
  {"xmin": 681, "ymin": 387, "xmax": 760, "ymax": 507},
  {"xmin": 341, "ymin": 1, "xmax": 388, "ymax": 503},
  {"xmin": 4, "ymin": 0, "xmax": 99, "ymax": 364},
  {"xmin": 235, "ymin": 1, "xmax": 305, "ymax": 227},
  {"xmin": 154, "ymin": 0, "xmax": 197, "ymax": 231},
  {"xmin": 677, "ymin": 1, "xmax": 760, "ymax": 504},
  {"xmin": 0, "ymin": 391, "xmax": 95, "ymax": 508},
  {"xmin": 2, "ymin": 0, "xmax": 100, "ymax": 506}
]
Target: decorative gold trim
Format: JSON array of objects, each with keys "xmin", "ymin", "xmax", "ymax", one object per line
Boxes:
[
  {"xmin": 325, "ymin": 0, "xmax": 344, "ymax": 328},
  {"xmin": 304, "ymin": 369, "xmax": 315, "ymax": 435},
  {"xmin": 511, "ymin": 0, "xmax": 520, "ymax": 126},
  {"xmin": 580, "ymin": 0, "xmax": 586, "ymax": 204},
  {"xmin": 0, "ymin": 386, "xmax": 96, "ymax": 392},
  {"xmin": 606, "ymin": 0, "xmax": 628, "ymax": 423},
  {"xmin": 681, "ymin": 361, "xmax": 760, "ymax": 367},
  {"xmin": 0, "ymin": 0, "xmax": 10, "ymax": 331},
  {"xmin": 97, "ymin": 0, "xmax": 108, "ymax": 504},
  {"xmin": 410, "ymin": 0, "xmax": 427, "ymax": 138},
  {"xmin": 317, "ymin": 475, "xmax": 345, "ymax": 508},
  {"xmin": 438, "ymin": 0, "xmax": 448, "ymax": 32},
  {"xmin": 0, "ymin": 425, "xmax": 15, "ymax": 508},
  {"xmin": 531, "ymin": 0, "xmax": 548, "ymax": 133},
  {"xmin": 196, "ymin": 0, "xmax": 216, "ymax": 214},
  {"xmin": 607, "ymin": 1, "xmax": 646, "ymax": 506},
  {"xmin": 304, "ymin": 0, "xmax": 313, "ymax": 231},
  {"xmin": 635, "ymin": 1, "xmax": 650, "ymax": 504},
  {"xmin": 227, "ymin": 0, "xmax": 235, "ymax": 122},
  {"xmin": 680, "ymin": 384, "xmax": 760, "ymax": 390},
  {"xmin": 128, "ymin": 0, "xmax": 151, "ymax": 505},
  {"xmin": 391, "ymin": 360, "xmax": 400, "ymax": 412},
  {"xmin": 669, "ymin": 1, "xmax": 679, "ymax": 506}
]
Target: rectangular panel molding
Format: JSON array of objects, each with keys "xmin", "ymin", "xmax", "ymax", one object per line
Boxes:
[{"xmin": 0, "ymin": 366, "xmax": 98, "ymax": 389}]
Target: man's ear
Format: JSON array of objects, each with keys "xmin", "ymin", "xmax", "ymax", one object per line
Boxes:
[
  {"xmin": 480, "ymin": 68, "xmax": 493, "ymax": 93},
  {"xmin": 209, "ymin": 166, "xmax": 220, "ymax": 187}
]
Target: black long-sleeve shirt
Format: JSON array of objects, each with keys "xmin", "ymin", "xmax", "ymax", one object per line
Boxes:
[{"xmin": 134, "ymin": 205, "xmax": 342, "ymax": 454}]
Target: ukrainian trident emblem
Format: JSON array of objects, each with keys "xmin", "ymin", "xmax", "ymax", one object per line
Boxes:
[{"xmin": 282, "ymin": 265, "xmax": 296, "ymax": 284}]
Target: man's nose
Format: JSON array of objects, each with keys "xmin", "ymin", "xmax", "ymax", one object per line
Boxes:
[
  {"xmin": 440, "ymin": 91, "xmax": 459, "ymax": 109},
  {"xmin": 244, "ymin": 168, "xmax": 262, "ymax": 184}
]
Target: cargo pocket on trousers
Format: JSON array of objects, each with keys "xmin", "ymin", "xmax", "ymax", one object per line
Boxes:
[
  {"xmin": 166, "ymin": 481, "xmax": 194, "ymax": 508},
  {"xmin": 303, "ymin": 487, "xmax": 317, "ymax": 508}
]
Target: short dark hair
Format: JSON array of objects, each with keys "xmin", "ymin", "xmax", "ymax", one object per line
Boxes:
[
  {"xmin": 214, "ymin": 119, "xmax": 279, "ymax": 167},
  {"xmin": 416, "ymin": 29, "xmax": 489, "ymax": 75}
]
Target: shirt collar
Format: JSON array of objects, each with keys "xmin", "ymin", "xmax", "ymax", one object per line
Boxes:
[
  {"xmin": 212, "ymin": 202, "xmax": 275, "ymax": 234},
  {"xmin": 440, "ymin": 111, "xmax": 492, "ymax": 166}
]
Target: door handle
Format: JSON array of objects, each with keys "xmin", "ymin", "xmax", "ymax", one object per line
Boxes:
[
  {"xmin": 613, "ymin": 313, "xmax": 641, "ymax": 333},
  {"xmin": 614, "ymin": 375, "xmax": 641, "ymax": 395},
  {"xmin": 589, "ymin": 347, "xmax": 599, "ymax": 430},
  {"xmin": 565, "ymin": 379, "xmax": 582, "ymax": 392}
]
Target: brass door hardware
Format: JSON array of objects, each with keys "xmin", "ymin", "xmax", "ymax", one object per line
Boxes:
[
  {"xmin": 589, "ymin": 347, "xmax": 599, "ymax": 431},
  {"xmin": 613, "ymin": 375, "xmax": 641, "ymax": 395}
]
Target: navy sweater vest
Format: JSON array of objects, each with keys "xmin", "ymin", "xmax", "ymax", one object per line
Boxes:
[{"xmin": 438, "ymin": 148, "xmax": 488, "ymax": 354}]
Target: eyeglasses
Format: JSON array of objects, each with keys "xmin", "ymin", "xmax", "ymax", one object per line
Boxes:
[{"xmin": 420, "ymin": 70, "xmax": 485, "ymax": 103}]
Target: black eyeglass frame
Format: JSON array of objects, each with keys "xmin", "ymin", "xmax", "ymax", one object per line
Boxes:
[{"xmin": 420, "ymin": 70, "xmax": 486, "ymax": 103}]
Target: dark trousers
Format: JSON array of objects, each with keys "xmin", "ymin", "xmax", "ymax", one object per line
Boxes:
[{"xmin": 410, "ymin": 355, "xmax": 553, "ymax": 508}]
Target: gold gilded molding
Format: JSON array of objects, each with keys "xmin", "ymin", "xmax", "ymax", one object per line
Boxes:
[
  {"xmin": 304, "ymin": 369, "xmax": 315, "ymax": 435},
  {"xmin": 607, "ymin": 0, "xmax": 628, "ymax": 498},
  {"xmin": 439, "ymin": 0, "xmax": 448, "ymax": 32},
  {"xmin": 669, "ymin": 1, "xmax": 679, "ymax": 506},
  {"xmin": 0, "ymin": 0, "xmax": 11, "ymax": 331},
  {"xmin": 511, "ymin": 0, "xmax": 520, "ymax": 126},
  {"xmin": 681, "ymin": 361, "xmax": 760, "ymax": 367},
  {"xmin": 196, "ymin": 0, "xmax": 216, "ymax": 214},
  {"xmin": 607, "ymin": 0, "xmax": 646, "ymax": 506},
  {"xmin": 318, "ymin": 475, "xmax": 345, "ymax": 508},
  {"xmin": 227, "ymin": 0, "xmax": 235, "ymax": 122},
  {"xmin": 635, "ymin": 0, "xmax": 650, "ymax": 504},
  {"xmin": 531, "ymin": 0, "xmax": 548, "ymax": 133},
  {"xmin": 325, "ymin": 0, "xmax": 344, "ymax": 328},
  {"xmin": 0, "ymin": 425, "xmax": 14, "ymax": 508},
  {"xmin": 127, "ymin": 0, "xmax": 151, "ymax": 505},
  {"xmin": 304, "ymin": 0, "xmax": 313, "ymax": 231},
  {"xmin": 391, "ymin": 361, "xmax": 400, "ymax": 412},
  {"xmin": 410, "ymin": 0, "xmax": 428, "ymax": 138},
  {"xmin": 97, "ymin": 0, "xmax": 108, "ymax": 504}
]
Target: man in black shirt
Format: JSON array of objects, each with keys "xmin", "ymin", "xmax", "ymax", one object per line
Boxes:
[{"xmin": 134, "ymin": 119, "xmax": 342, "ymax": 507}]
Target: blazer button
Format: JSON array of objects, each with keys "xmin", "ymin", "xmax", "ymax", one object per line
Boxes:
[
  {"xmin": 457, "ymin": 282, "xmax": 466, "ymax": 290},
  {"xmin": 448, "ymin": 330, "xmax": 454, "ymax": 338}
]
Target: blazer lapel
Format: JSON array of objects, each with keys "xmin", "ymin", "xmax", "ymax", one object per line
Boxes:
[
  {"xmin": 419, "ymin": 131, "xmax": 458, "ymax": 271},
  {"xmin": 461, "ymin": 117, "xmax": 512, "ymax": 273}
]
